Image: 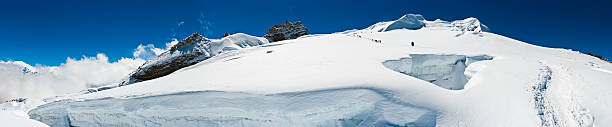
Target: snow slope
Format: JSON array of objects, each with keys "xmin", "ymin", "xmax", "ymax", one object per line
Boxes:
[
  {"xmin": 0, "ymin": 110, "xmax": 48, "ymax": 127},
  {"xmin": 28, "ymin": 14, "xmax": 612, "ymax": 127}
]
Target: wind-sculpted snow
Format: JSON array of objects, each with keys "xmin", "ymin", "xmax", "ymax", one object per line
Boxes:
[
  {"xmin": 29, "ymin": 89, "xmax": 436, "ymax": 127},
  {"xmin": 383, "ymin": 14, "xmax": 426, "ymax": 31},
  {"xmin": 382, "ymin": 54, "xmax": 493, "ymax": 90}
]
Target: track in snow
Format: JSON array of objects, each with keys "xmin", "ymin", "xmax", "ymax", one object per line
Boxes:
[
  {"xmin": 347, "ymin": 34, "xmax": 382, "ymax": 43},
  {"xmin": 532, "ymin": 65, "xmax": 561, "ymax": 127},
  {"xmin": 533, "ymin": 63, "xmax": 596, "ymax": 127}
]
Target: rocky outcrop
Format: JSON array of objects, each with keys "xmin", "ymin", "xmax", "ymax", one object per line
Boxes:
[
  {"xmin": 264, "ymin": 20, "xmax": 308, "ymax": 42},
  {"xmin": 120, "ymin": 32, "xmax": 211, "ymax": 86},
  {"xmin": 586, "ymin": 53, "xmax": 611, "ymax": 63}
]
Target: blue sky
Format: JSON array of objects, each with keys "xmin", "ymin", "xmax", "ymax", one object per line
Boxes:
[{"xmin": 1, "ymin": 0, "xmax": 610, "ymax": 65}]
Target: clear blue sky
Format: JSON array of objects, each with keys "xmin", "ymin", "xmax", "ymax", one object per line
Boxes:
[{"xmin": 1, "ymin": 0, "xmax": 610, "ymax": 65}]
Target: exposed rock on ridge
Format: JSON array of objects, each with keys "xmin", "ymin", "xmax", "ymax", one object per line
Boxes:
[{"xmin": 264, "ymin": 20, "xmax": 308, "ymax": 42}]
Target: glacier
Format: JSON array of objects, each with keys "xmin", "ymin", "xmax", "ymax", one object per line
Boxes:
[
  {"xmin": 3, "ymin": 13, "xmax": 610, "ymax": 127},
  {"xmin": 29, "ymin": 89, "xmax": 436, "ymax": 127}
]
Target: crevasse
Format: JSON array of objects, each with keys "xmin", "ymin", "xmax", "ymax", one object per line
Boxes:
[{"xmin": 383, "ymin": 54, "xmax": 493, "ymax": 90}]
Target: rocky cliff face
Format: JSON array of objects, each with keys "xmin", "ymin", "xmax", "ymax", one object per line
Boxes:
[{"xmin": 264, "ymin": 20, "xmax": 308, "ymax": 42}]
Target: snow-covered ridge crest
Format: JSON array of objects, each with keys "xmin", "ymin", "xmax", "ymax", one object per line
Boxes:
[
  {"xmin": 116, "ymin": 32, "xmax": 268, "ymax": 87},
  {"xmin": 359, "ymin": 13, "xmax": 490, "ymax": 36}
]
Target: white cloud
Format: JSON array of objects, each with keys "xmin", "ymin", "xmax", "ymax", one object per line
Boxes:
[
  {"xmin": 0, "ymin": 54, "xmax": 145, "ymax": 102},
  {"xmin": 133, "ymin": 39, "xmax": 179, "ymax": 60},
  {"xmin": 0, "ymin": 39, "xmax": 182, "ymax": 102},
  {"xmin": 166, "ymin": 39, "xmax": 179, "ymax": 49},
  {"xmin": 133, "ymin": 44, "xmax": 163, "ymax": 60}
]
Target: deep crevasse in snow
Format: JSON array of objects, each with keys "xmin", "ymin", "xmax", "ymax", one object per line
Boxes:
[{"xmin": 382, "ymin": 54, "xmax": 493, "ymax": 90}]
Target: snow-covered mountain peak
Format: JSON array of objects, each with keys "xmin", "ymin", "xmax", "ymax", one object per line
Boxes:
[
  {"xmin": 399, "ymin": 14, "xmax": 426, "ymax": 20},
  {"xmin": 384, "ymin": 14, "xmax": 426, "ymax": 31},
  {"xmin": 359, "ymin": 13, "xmax": 490, "ymax": 36},
  {"xmin": 362, "ymin": 13, "xmax": 426, "ymax": 32},
  {"xmin": 448, "ymin": 17, "xmax": 490, "ymax": 33},
  {"xmin": 0, "ymin": 61, "xmax": 37, "ymax": 74}
]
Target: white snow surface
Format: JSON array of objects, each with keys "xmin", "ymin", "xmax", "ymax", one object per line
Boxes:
[
  {"xmin": 1, "ymin": 110, "xmax": 48, "ymax": 127},
  {"xmin": 1, "ymin": 100, "xmax": 48, "ymax": 126},
  {"xmin": 27, "ymin": 14, "xmax": 612, "ymax": 127}
]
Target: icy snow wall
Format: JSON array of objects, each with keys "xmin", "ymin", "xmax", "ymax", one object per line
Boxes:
[
  {"xmin": 383, "ymin": 54, "xmax": 493, "ymax": 90},
  {"xmin": 29, "ymin": 89, "xmax": 436, "ymax": 127}
]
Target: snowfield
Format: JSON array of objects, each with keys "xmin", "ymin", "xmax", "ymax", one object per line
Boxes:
[{"xmin": 8, "ymin": 14, "xmax": 612, "ymax": 127}]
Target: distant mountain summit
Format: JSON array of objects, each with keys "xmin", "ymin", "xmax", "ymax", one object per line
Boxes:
[
  {"xmin": 264, "ymin": 20, "xmax": 308, "ymax": 42},
  {"xmin": 0, "ymin": 61, "xmax": 37, "ymax": 75}
]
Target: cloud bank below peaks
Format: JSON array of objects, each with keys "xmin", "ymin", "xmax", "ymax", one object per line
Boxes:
[{"xmin": 0, "ymin": 39, "xmax": 179, "ymax": 102}]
